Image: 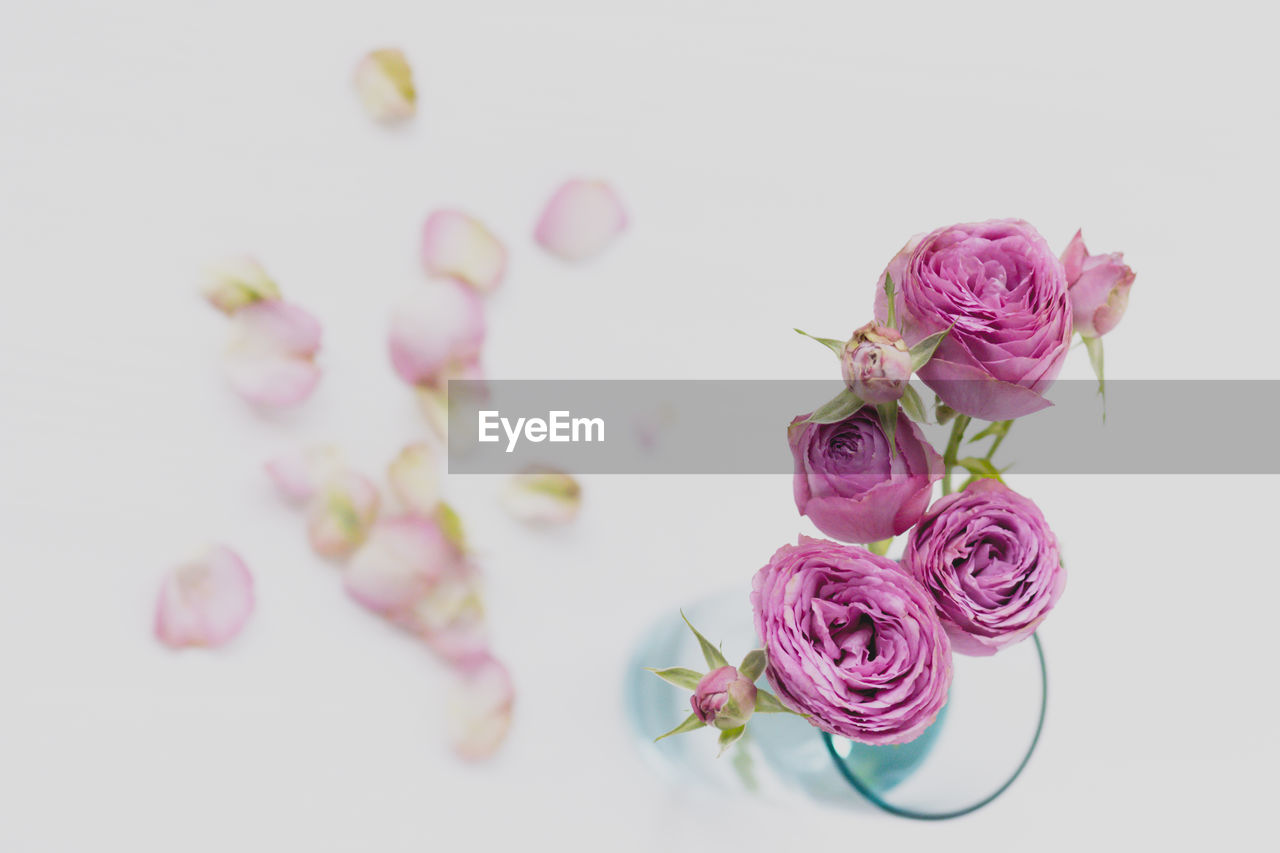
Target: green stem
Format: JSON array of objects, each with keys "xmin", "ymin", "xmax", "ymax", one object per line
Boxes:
[
  {"xmin": 983, "ymin": 422, "xmax": 1012, "ymax": 462},
  {"xmin": 941, "ymin": 414, "xmax": 971, "ymax": 495}
]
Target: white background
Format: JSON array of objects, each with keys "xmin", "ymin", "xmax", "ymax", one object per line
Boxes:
[{"xmin": 2, "ymin": 1, "xmax": 1277, "ymax": 849}]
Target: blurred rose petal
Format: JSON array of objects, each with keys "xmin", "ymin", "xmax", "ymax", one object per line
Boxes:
[
  {"xmin": 353, "ymin": 48, "xmax": 416, "ymax": 122},
  {"xmin": 534, "ymin": 179, "xmax": 627, "ymax": 262},
  {"xmin": 306, "ymin": 471, "xmax": 380, "ymax": 558},
  {"xmin": 405, "ymin": 564, "xmax": 490, "ymax": 665},
  {"xmin": 388, "ymin": 279, "xmax": 485, "ymax": 388},
  {"xmin": 343, "ymin": 515, "xmax": 464, "ymax": 617},
  {"xmin": 202, "ymin": 257, "xmax": 281, "ymax": 315},
  {"xmin": 388, "ymin": 443, "xmax": 440, "ymax": 515},
  {"xmin": 501, "ymin": 468, "xmax": 582, "ymax": 524},
  {"xmin": 224, "ymin": 300, "xmax": 322, "ymax": 407},
  {"xmin": 420, "ymin": 210, "xmax": 507, "ymax": 293},
  {"xmin": 155, "ymin": 546, "xmax": 255, "ymax": 649},
  {"xmin": 447, "ymin": 655, "xmax": 515, "ymax": 761},
  {"xmin": 265, "ymin": 444, "xmax": 346, "ymax": 504}
]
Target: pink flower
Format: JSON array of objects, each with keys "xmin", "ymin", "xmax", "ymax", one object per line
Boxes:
[
  {"xmin": 1061, "ymin": 230, "xmax": 1135, "ymax": 338},
  {"xmin": 154, "ymin": 546, "xmax": 255, "ymax": 649},
  {"xmin": 223, "ymin": 300, "xmax": 323, "ymax": 408},
  {"xmin": 534, "ymin": 179, "xmax": 628, "ymax": 262},
  {"xmin": 841, "ymin": 322, "xmax": 912, "ymax": 403},
  {"xmin": 690, "ymin": 666, "xmax": 757, "ymax": 730},
  {"xmin": 420, "ymin": 210, "xmax": 507, "ymax": 294},
  {"xmin": 388, "ymin": 279, "xmax": 486, "ymax": 389}
]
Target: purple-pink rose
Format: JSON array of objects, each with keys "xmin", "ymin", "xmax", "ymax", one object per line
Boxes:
[
  {"xmin": 690, "ymin": 665, "xmax": 757, "ymax": 730},
  {"xmin": 902, "ymin": 479, "xmax": 1065, "ymax": 656},
  {"xmin": 875, "ymin": 219, "xmax": 1073, "ymax": 421},
  {"xmin": 841, "ymin": 322, "xmax": 912, "ymax": 403},
  {"xmin": 789, "ymin": 407, "xmax": 943, "ymax": 544},
  {"xmin": 752, "ymin": 537, "xmax": 952, "ymax": 745},
  {"xmin": 1061, "ymin": 229, "xmax": 1135, "ymax": 338}
]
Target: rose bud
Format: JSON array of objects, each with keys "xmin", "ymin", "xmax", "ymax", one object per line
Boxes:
[
  {"xmin": 1061, "ymin": 230, "xmax": 1135, "ymax": 338},
  {"xmin": 841, "ymin": 322, "xmax": 912, "ymax": 403},
  {"xmin": 789, "ymin": 406, "xmax": 943, "ymax": 544},
  {"xmin": 902, "ymin": 479, "xmax": 1065, "ymax": 656},
  {"xmin": 690, "ymin": 665, "xmax": 757, "ymax": 730},
  {"xmin": 753, "ymin": 537, "xmax": 951, "ymax": 744},
  {"xmin": 875, "ymin": 219, "xmax": 1073, "ymax": 421}
]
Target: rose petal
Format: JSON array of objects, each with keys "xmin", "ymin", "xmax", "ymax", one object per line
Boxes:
[
  {"xmin": 202, "ymin": 257, "xmax": 281, "ymax": 315},
  {"xmin": 388, "ymin": 279, "xmax": 486, "ymax": 388},
  {"xmin": 224, "ymin": 300, "xmax": 323, "ymax": 407},
  {"xmin": 500, "ymin": 469, "xmax": 582, "ymax": 524},
  {"xmin": 533, "ymin": 179, "xmax": 627, "ymax": 262},
  {"xmin": 265, "ymin": 444, "xmax": 346, "ymax": 504},
  {"xmin": 388, "ymin": 443, "xmax": 440, "ymax": 515},
  {"xmin": 447, "ymin": 655, "xmax": 515, "ymax": 761},
  {"xmin": 306, "ymin": 471, "xmax": 380, "ymax": 558},
  {"xmin": 154, "ymin": 546, "xmax": 255, "ymax": 649},
  {"xmin": 343, "ymin": 515, "xmax": 464, "ymax": 616},
  {"xmin": 402, "ymin": 564, "xmax": 490, "ymax": 665},
  {"xmin": 420, "ymin": 210, "xmax": 507, "ymax": 293},
  {"xmin": 353, "ymin": 48, "xmax": 416, "ymax": 122}
]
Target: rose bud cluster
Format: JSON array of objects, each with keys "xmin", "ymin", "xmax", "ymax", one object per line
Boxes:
[
  {"xmin": 841, "ymin": 322, "xmax": 912, "ymax": 403},
  {"xmin": 902, "ymin": 479, "xmax": 1065, "ymax": 656},
  {"xmin": 752, "ymin": 537, "xmax": 952, "ymax": 745},
  {"xmin": 1061, "ymin": 229, "xmax": 1135, "ymax": 338},
  {"xmin": 691, "ymin": 666, "xmax": 758, "ymax": 731}
]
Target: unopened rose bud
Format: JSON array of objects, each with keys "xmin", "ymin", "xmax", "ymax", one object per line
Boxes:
[
  {"xmin": 841, "ymin": 322, "xmax": 912, "ymax": 403},
  {"xmin": 690, "ymin": 665, "xmax": 757, "ymax": 730},
  {"xmin": 1061, "ymin": 230, "xmax": 1135, "ymax": 338}
]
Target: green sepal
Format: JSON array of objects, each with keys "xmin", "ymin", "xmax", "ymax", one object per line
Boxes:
[
  {"xmin": 875, "ymin": 400, "xmax": 899, "ymax": 458},
  {"xmin": 1082, "ymin": 335, "xmax": 1106, "ymax": 419},
  {"xmin": 899, "ymin": 383, "xmax": 927, "ymax": 424},
  {"xmin": 654, "ymin": 712, "xmax": 705, "ymax": 742},
  {"xmin": 738, "ymin": 649, "xmax": 766, "ymax": 682},
  {"xmin": 884, "ymin": 272, "xmax": 898, "ymax": 330},
  {"xmin": 681, "ymin": 611, "xmax": 729, "ymax": 670},
  {"xmin": 907, "ymin": 322, "xmax": 954, "ymax": 373},
  {"xmin": 954, "ymin": 456, "xmax": 1005, "ymax": 483},
  {"xmin": 935, "ymin": 398, "xmax": 958, "ymax": 425},
  {"xmin": 646, "ymin": 666, "xmax": 703, "ymax": 691},
  {"xmin": 867, "ymin": 537, "xmax": 893, "ymax": 556},
  {"xmin": 717, "ymin": 725, "xmax": 747, "ymax": 757},
  {"xmin": 805, "ymin": 389, "xmax": 865, "ymax": 425},
  {"xmin": 794, "ymin": 328, "xmax": 846, "ymax": 359},
  {"xmin": 753, "ymin": 689, "xmax": 797, "ymax": 715},
  {"xmin": 968, "ymin": 419, "xmax": 1012, "ymax": 443}
]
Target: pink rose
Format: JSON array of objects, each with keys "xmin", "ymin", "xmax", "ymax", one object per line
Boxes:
[
  {"xmin": 841, "ymin": 322, "xmax": 912, "ymax": 404},
  {"xmin": 1061, "ymin": 229, "xmax": 1135, "ymax": 338}
]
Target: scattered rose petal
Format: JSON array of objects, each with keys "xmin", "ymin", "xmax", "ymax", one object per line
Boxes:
[
  {"xmin": 534, "ymin": 179, "xmax": 627, "ymax": 261},
  {"xmin": 343, "ymin": 515, "xmax": 465, "ymax": 617},
  {"xmin": 447, "ymin": 655, "xmax": 515, "ymax": 761},
  {"xmin": 420, "ymin": 210, "xmax": 507, "ymax": 293},
  {"xmin": 353, "ymin": 48, "xmax": 416, "ymax": 122},
  {"xmin": 388, "ymin": 443, "xmax": 440, "ymax": 515},
  {"xmin": 202, "ymin": 257, "xmax": 282, "ymax": 315},
  {"xmin": 388, "ymin": 279, "xmax": 486, "ymax": 388},
  {"xmin": 405, "ymin": 564, "xmax": 490, "ymax": 665},
  {"xmin": 224, "ymin": 300, "xmax": 323, "ymax": 408},
  {"xmin": 501, "ymin": 468, "xmax": 582, "ymax": 524},
  {"xmin": 154, "ymin": 546, "xmax": 255, "ymax": 649},
  {"xmin": 306, "ymin": 471, "xmax": 380, "ymax": 558},
  {"xmin": 265, "ymin": 444, "xmax": 346, "ymax": 504}
]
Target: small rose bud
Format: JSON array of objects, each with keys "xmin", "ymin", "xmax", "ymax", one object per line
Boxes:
[
  {"xmin": 690, "ymin": 665, "xmax": 757, "ymax": 730},
  {"xmin": 1061, "ymin": 230, "xmax": 1135, "ymax": 338},
  {"xmin": 841, "ymin": 322, "xmax": 912, "ymax": 403}
]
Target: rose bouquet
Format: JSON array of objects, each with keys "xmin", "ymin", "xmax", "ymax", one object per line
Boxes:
[{"xmin": 648, "ymin": 218, "xmax": 1133, "ymax": 763}]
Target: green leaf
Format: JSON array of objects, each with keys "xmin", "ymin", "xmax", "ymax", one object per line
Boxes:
[
  {"xmin": 645, "ymin": 667, "xmax": 703, "ymax": 691},
  {"xmin": 753, "ymin": 690, "xmax": 797, "ymax": 715},
  {"xmin": 738, "ymin": 650, "xmax": 766, "ymax": 682},
  {"xmin": 729, "ymin": 734, "xmax": 758, "ymax": 790},
  {"xmin": 681, "ymin": 611, "xmax": 729, "ymax": 670},
  {"xmin": 884, "ymin": 272, "xmax": 897, "ymax": 330},
  {"xmin": 794, "ymin": 328, "xmax": 846, "ymax": 359},
  {"xmin": 899, "ymin": 383, "xmax": 927, "ymax": 424},
  {"xmin": 875, "ymin": 400, "xmax": 899, "ymax": 458},
  {"xmin": 907, "ymin": 323, "xmax": 954, "ymax": 372},
  {"xmin": 935, "ymin": 398, "xmax": 958, "ymax": 425},
  {"xmin": 1082, "ymin": 335, "xmax": 1106, "ymax": 419},
  {"xmin": 954, "ymin": 456, "xmax": 1004, "ymax": 482},
  {"xmin": 717, "ymin": 725, "xmax": 746, "ymax": 757},
  {"xmin": 805, "ymin": 389, "xmax": 865, "ymax": 425},
  {"xmin": 655, "ymin": 712, "xmax": 705, "ymax": 742},
  {"xmin": 867, "ymin": 537, "xmax": 893, "ymax": 556},
  {"xmin": 968, "ymin": 419, "xmax": 1012, "ymax": 443}
]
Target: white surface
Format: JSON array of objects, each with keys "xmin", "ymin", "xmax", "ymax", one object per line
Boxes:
[{"xmin": 1, "ymin": 1, "xmax": 1277, "ymax": 849}]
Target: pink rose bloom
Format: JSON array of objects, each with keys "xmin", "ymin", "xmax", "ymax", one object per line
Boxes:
[
  {"xmin": 875, "ymin": 219, "xmax": 1073, "ymax": 421},
  {"xmin": 1061, "ymin": 230, "xmax": 1135, "ymax": 338},
  {"xmin": 789, "ymin": 406, "xmax": 943, "ymax": 544}
]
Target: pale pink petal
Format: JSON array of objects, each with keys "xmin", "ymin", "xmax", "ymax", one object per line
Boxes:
[
  {"xmin": 447, "ymin": 655, "xmax": 515, "ymax": 761},
  {"xmin": 224, "ymin": 300, "xmax": 323, "ymax": 407},
  {"xmin": 388, "ymin": 443, "xmax": 440, "ymax": 515},
  {"xmin": 154, "ymin": 546, "xmax": 255, "ymax": 649},
  {"xmin": 402, "ymin": 564, "xmax": 490, "ymax": 665},
  {"xmin": 202, "ymin": 257, "xmax": 281, "ymax": 315},
  {"xmin": 264, "ymin": 444, "xmax": 346, "ymax": 504},
  {"xmin": 501, "ymin": 469, "xmax": 582, "ymax": 524},
  {"xmin": 353, "ymin": 48, "xmax": 416, "ymax": 122},
  {"xmin": 343, "ymin": 515, "xmax": 463, "ymax": 616},
  {"xmin": 420, "ymin": 210, "xmax": 507, "ymax": 293},
  {"xmin": 306, "ymin": 471, "xmax": 380, "ymax": 558},
  {"xmin": 388, "ymin": 279, "xmax": 486, "ymax": 388},
  {"xmin": 534, "ymin": 179, "xmax": 628, "ymax": 261}
]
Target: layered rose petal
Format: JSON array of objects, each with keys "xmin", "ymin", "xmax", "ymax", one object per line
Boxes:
[
  {"xmin": 343, "ymin": 515, "xmax": 466, "ymax": 618},
  {"xmin": 790, "ymin": 407, "xmax": 943, "ymax": 544},
  {"xmin": 404, "ymin": 565, "xmax": 489, "ymax": 666},
  {"xmin": 903, "ymin": 479, "xmax": 1065, "ymax": 656},
  {"xmin": 353, "ymin": 48, "xmax": 416, "ymax": 122},
  {"xmin": 752, "ymin": 537, "xmax": 951, "ymax": 744},
  {"xmin": 224, "ymin": 300, "xmax": 322, "ymax": 407},
  {"xmin": 306, "ymin": 471, "xmax": 380, "ymax": 558},
  {"xmin": 447, "ymin": 655, "xmax": 515, "ymax": 761},
  {"xmin": 875, "ymin": 220, "xmax": 1072, "ymax": 421},
  {"xmin": 264, "ymin": 444, "xmax": 346, "ymax": 504},
  {"xmin": 155, "ymin": 546, "xmax": 255, "ymax": 649},
  {"xmin": 388, "ymin": 443, "xmax": 440, "ymax": 515},
  {"xmin": 420, "ymin": 210, "xmax": 507, "ymax": 293},
  {"xmin": 500, "ymin": 469, "xmax": 582, "ymax": 525},
  {"xmin": 202, "ymin": 257, "xmax": 281, "ymax": 315},
  {"xmin": 1062, "ymin": 230, "xmax": 1135, "ymax": 338},
  {"xmin": 533, "ymin": 179, "xmax": 628, "ymax": 262},
  {"xmin": 388, "ymin": 279, "xmax": 486, "ymax": 389}
]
